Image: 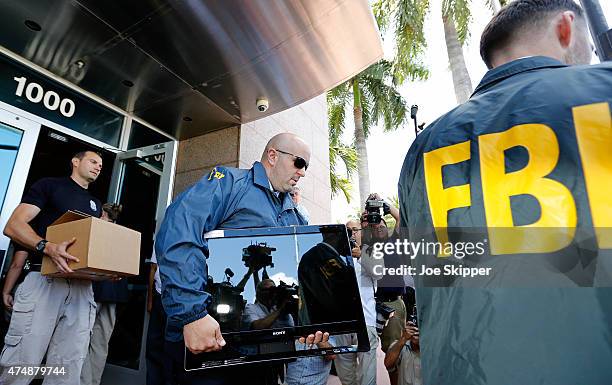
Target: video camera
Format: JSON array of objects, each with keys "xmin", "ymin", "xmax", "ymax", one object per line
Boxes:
[
  {"xmin": 272, "ymin": 280, "xmax": 299, "ymax": 317},
  {"xmin": 375, "ymin": 301, "xmax": 396, "ymax": 336},
  {"xmin": 408, "ymin": 304, "xmax": 418, "ymax": 327},
  {"xmin": 365, "ymin": 198, "xmax": 385, "ymax": 224},
  {"xmin": 206, "ymin": 268, "xmax": 246, "ymax": 331},
  {"xmin": 242, "ymin": 243, "xmax": 276, "ymax": 270}
]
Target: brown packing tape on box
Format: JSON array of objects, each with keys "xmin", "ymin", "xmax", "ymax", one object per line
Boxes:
[{"xmin": 42, "ymin": 210, "xmax": 141, "ymax": 279}]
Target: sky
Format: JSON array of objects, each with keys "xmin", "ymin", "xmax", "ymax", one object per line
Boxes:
[{"xmin": 330, "ymin": 0, "xmax": 612, "ymax": 223}]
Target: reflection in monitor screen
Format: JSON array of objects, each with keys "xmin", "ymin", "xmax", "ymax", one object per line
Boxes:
[
  {"xmin": 207, "ymin": 235, "xmax": 300, "ymax": 332},
  {"xmin": 297, "ymin": 230, "xmax": 360, "ymax": 325},
  {"xmin": 186, "ymin": 225, "xmax": 369, "ymax": 370},
  {"xmin": 206, "ymin": 229, "xmax": 360, "ymax": 333}
]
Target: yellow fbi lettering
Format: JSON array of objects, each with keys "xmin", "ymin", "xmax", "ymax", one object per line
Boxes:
[{"xmin": 423, "ymin": 102, "xmax": 612, "ymax": 255}]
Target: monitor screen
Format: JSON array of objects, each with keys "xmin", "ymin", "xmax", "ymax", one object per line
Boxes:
[{"xmin": 184, "ymin": 224, "xmax": 370, "ymax": 370}]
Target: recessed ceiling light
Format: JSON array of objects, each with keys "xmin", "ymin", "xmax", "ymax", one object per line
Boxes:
[
  {"xmin": 122, "ymin": 80, "xmax": 134, "ymax": 87},
  {"xmin": 183, "ymin": 116, "xmax": 193, "ymax": 122},
  {"xmin": 24, "ymin": 20, "xmax": 41, "ymax": 31}
]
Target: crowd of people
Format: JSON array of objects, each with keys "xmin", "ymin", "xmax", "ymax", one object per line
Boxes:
[{"xmin": 1, "ymin": 0, "xmax": 611, "ymax": 384}]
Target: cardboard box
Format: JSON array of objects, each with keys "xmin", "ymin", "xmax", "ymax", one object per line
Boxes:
[{"xmin": 42, "ymin": 211, "xmax": 141, "ymax": 280}]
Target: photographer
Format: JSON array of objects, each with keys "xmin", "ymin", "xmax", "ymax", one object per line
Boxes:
[
  {"xmin": 383, "ymin": 321, "xmax": 421, "ymax": 385},
  {"xmin": 243, "ymin": 279, "xmax": 294, "ymax": 330},
  {"xmin": 333, "ymin": 217, "xmax": 377, "ymax": 385},
  {"xmin": 361, "ymin": 193, "xmax": 407, "ymax": 385}
]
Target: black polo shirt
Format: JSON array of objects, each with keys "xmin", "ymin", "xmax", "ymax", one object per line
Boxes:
[{"xmin": 22, "ymin": 176, "xmax": 102, "ymax": 264}]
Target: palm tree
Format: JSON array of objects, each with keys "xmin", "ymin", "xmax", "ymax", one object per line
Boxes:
[
  {"xmin": 328, "ymin": 60, "xmax": 419, "ymax": 205},
  {"xmin": 443, "ymin": 0, "xmax": 510, "ymax": 102},
  {"xmin": 377, "ymin": 0, "xmax": 508, "ymax": 105},
  {"xmin": 487, "ymin": 0, "xmax": 508, "ymax": 13},
  {"xmin": 372, "ymin": 0, "xmax": 430, "ymax": 85},
  {"xmin": 489, "ymin": 0, "xmax": 501, "ymax": 13},
  {"xmin": 383, "ymin": 194, "xmax": 400, "ymax": 229},
  {"xmin": 328, "ymin": 0, "xmax": 430, "ymax": 206},
  {"xmin": 442, "ymin": 0, "xmax": 474, "ymax": 103},
  {"xmin": 328, "ymin": 113, "xmax": 358, "ymax": 202}
]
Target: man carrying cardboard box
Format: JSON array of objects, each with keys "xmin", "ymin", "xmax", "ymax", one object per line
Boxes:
[{"xmin": 0, "ymin": 150, "xmax": 103, "ymax": 385}]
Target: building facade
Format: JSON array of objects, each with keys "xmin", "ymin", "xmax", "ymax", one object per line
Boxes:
[{"xmin": 0, "ymin": 1, "xmax": 381, "ymax": 383}]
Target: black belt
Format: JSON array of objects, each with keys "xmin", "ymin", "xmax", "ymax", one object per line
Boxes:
[
  {"xmin": 28, "ymin": 264, "xmax": 42, "ymax": 272},
  {"xmin": 377, "ymin": 294, "xmax": 402, "ymax": 303}
]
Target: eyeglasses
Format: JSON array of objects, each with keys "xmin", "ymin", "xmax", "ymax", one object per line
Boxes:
[
  {"xmin": 275, "ymin": 149, "xmax": 308, "ymax": 171},
  {"xmin": 348, "ymin": 227, "xmax": 362, "ymax": 232}
]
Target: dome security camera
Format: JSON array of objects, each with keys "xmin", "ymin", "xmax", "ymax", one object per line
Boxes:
[{"xmin": 256, "ymin": 98, "xmax": 269, "ymax": 112}]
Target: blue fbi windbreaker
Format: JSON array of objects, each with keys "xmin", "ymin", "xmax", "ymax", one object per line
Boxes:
[
  {"xmin": 155, "ymin": 161, "xmax": 306, "ymax": 341},
  {"xmin": 399, "ymin": 57, "xmax": 612, "ymax": 385}
]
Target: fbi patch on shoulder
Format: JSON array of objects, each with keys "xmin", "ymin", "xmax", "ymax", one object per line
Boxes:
[{"xmin": 208, "ymin": 167, "xmax": 225, "ymax": 181}]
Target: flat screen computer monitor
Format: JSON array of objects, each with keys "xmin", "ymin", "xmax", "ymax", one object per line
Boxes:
[{"xmin": 184, "ymin": 224, "xmax": 370, "ymax": 370}]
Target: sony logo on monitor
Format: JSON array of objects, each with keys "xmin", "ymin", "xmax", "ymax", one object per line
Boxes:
[{"xmin": 272, "ymin": 331, "xmax": 286, "ymax": 336}]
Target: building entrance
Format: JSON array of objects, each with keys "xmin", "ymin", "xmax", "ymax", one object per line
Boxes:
[
  {"xmin": 24, "ymin": 126, "xmax": 115, "ymax": 205},
  {"xmin": 106, "ymin": 157, "xmax": 160, "ymax": 371},
  {"xmin": 101, "ymin": 141, "xmax": 176, "ymax": 384},
  {"xmin": 0, "ymin": 113, "xmax": 176, "ymax": 385},
  {"xmin": 0, "ymin": 108, "xmax": 39, "ymax": 273}
]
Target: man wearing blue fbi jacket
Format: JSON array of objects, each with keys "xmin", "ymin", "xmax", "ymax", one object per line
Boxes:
[
  {"xmin": 399, "ymin": 1, "xmax": 612, "ymax": 385},
  {"xmin": 155, "ymin": 133, "xmax": 331, "ymax": 384}
]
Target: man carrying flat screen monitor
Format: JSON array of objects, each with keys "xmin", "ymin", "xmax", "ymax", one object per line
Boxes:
[{"xmin": 155, "ymin": 133, "xmax": 331, "ymax": 384}]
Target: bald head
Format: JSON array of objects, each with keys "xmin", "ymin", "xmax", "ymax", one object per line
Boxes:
[
  {"xmin": 261, "ymin": 133, "xmax": 311, "ymax": 193},
  {"xmin": 346, "ymin": 219, "xmax": 362, "ymax": 247},
  {"xmin": 261, "ymin": 133, "xmax": 309, "ymax": 161}
]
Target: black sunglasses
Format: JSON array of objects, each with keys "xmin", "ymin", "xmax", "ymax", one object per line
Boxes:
[{"xmin": 275, "ymin": 149, "xmax": 308, "ymax": 170}]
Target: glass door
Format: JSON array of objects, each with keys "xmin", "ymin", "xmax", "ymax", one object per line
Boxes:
[
  {"xmin": 0, "ymin": 108, "xmax": 40, "ymax": 272},
  {"xmin": 101, "ymin": 141, "xmax": 176, "ymax": 383}
]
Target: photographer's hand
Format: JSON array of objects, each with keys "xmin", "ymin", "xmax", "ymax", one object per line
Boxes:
[
  {"xmin": 368, "ymin": 193, "xmax": 400, "ymax": 222},
  {"xmin": 250, "ymin": 308, "xmax": 283, "ymax": 330},
  {"xmin": 368, "ymin": 193, "xmax": 382, "ymax": 201},
  {"xmin": 401, "ymin": 325, "xmax": 419, "ymax": 345},
  {"xmin": 384, "ymin": 327, "xmax": 415, "ymax": 370},
  {"xmin": 184, "ymin": 314, "xmax": 226, "ymax": 354},
  {"xmin": 236, "ymin": 266, "xmax": 254, "ymax": 291}
]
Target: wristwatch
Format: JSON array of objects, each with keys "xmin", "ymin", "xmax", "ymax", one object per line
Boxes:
[{"xmin": 35, "ymin": 239, "xmax": 48, "ymax": 254}]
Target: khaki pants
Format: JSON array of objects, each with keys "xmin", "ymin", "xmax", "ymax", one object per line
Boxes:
[
  {"xmin": 0, "ymin": 272, "xmax": 96, "ymax": 385},
  {"xmin": 334, "ymin": 325, "xmax": 378, "ymax": 385},
  {"xmin": 381, "ymin": 298, "xmax": 407, "ymax": 353},
  {"xmin": 81, "ymin": 303, "xmax": 117, "ymax": 385}
]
